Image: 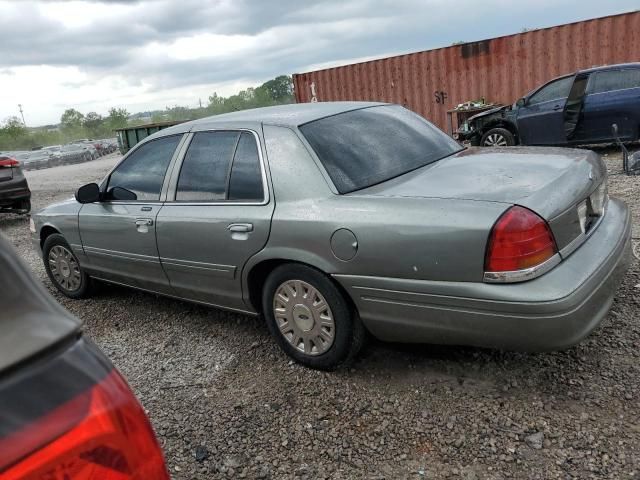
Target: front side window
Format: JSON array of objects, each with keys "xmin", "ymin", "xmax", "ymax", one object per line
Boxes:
[
  {"xmin": 528, "ymin": 76, "xmax": 574, "ymax": 105},
  {"xmin": 591, "ymin": 69, "xmax": 640, "ymax": 93},
  {"xmin": 299, "ymin": 105, "xmax": 462, "ymax": 194},
  {"xmin": 107, "ymin": 135, "xmax": 181, "ymax": 201}
]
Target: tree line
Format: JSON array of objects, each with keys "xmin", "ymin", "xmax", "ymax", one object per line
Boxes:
[{"xmin": 0, "ymin": 75, "xmax": 294, "ymax": 151}]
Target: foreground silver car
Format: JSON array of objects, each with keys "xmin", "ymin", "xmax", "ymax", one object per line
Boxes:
[{"xmin": 32, "ymin": 102, "xmax": 632, "ymax": 369}]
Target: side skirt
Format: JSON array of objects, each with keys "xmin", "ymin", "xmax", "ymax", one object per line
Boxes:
[{"xmin": 91, "ymin": 276, "xmax": 259, "ymax": 317}]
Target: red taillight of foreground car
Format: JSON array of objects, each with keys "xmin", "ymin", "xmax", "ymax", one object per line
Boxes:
[
  {"xmin": 485, "ymin": 206, "xmax": 557, "ymax": 273},
  {"xmin": 0, "ymin": 157, "xmax": 19, "ymax": 167},
  {"xmin": 0, "ymin": 369, "xmax": 169, "ymax": 480}
]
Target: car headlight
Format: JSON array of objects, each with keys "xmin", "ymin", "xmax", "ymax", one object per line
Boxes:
[{"xmin": 29, "ymin": 218, "xmax": 36, "ymax": 233}]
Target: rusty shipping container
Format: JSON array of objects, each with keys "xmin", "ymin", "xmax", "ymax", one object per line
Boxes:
[{"xmin": 293, "ymin": 11, "xmax": 640, "ymax": 132}]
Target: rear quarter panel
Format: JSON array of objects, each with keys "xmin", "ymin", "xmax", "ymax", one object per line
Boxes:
[{"xmin": 251, "ymin": 125, "xmax": 508, "ymax": 283}]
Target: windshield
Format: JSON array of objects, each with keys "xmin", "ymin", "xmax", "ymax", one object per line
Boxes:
[{"xmin": 299, "ymin": 105, "xmax": 462, "ymax": 193}]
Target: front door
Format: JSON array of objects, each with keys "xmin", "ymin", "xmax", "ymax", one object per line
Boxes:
[
  {"xmin": 79, "ymin": 134, "xmax": 183, "ymax": 293},
  {"xmin": 516, "ymin": 75, "xmax": 574, "ymax": 145},
  {"xmin": 156, "ymin": 129, "xmax": 273, "ymax": 311}
]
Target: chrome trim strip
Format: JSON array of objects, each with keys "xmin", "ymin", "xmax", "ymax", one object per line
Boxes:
[
  {"xmin": 160, "ymin": 257, "xmax": 236, "ymax": 277},
  {"xmin": 84, "ymin": 246, "xmax": 160, "ymax": 264},
  {"xmin": 483, "ymin": 253, "xmax": 562, "ymax": 283}
]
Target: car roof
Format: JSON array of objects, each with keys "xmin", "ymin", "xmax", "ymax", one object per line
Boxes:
[
  {"xmin": 157, "ymin": 101, "xmax": 388, "ymax": 135},
  {"xmin": 577, "ymin": 62, "xmax": 640, "ymax": 74},
  {"xmin": 0, "ymin": 234, "xmax": 81, "ymax": 373},
  {"xmin": 527, "ymin": 62, "xmax": 640, "ymax": 97}
]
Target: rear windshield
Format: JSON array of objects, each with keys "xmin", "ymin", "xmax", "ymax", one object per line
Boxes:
[{"xmin": 299, "ymin": 105, "xmax": 462, "ymax": 193}]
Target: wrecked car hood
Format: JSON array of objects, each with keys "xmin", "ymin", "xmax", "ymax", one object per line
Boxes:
[{"xmin": 467, "ymin": 105, "xmax": 510, "ymax": 123}]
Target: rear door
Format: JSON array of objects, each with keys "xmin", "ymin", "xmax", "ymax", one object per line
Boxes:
[
  {"xmin": 578, "ymin": 68, "xmax": 640, "ymax": 141},
  {"xmin": 516, "ymin": 75, "xmax": 574, "ymax": 145},
  {"xmin": 78, "ymin": 134, "xmax": 184, "ymax": 293},
  {"xmin": 156, "ymin": 129, "xmax": 273, "ymax": 311}
]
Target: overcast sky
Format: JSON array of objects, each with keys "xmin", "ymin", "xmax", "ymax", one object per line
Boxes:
[{"xmin": 0, "ymin": 0, "xmax": 637, "ymax": 126}]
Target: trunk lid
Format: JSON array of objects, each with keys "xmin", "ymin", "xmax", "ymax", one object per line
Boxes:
[{"xmin": 354, "ymin": 146, "xmax": 605, "ymax": 220}]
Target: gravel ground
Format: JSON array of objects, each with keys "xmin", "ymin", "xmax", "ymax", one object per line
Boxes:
[{"xmin": 1, "ymin": 148, "xmax": 639, "ymax": 479}]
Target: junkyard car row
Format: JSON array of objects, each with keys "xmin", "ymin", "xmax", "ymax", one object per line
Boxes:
[
  {"xmin": 31, "ymin": 103, "xmax": 631, "ymax": 370},
  {"xmin": 0, "ymin": 138, "xmax": 117, "ymax": 172}
]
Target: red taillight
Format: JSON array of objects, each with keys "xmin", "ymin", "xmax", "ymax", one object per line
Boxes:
[
  {"xmin": 485, "ymin": 206, "xmax": 557, "ymax": 272},
  {"xmin": 0, "ymin": 157, "xmax": 19, "ymax": 167},
  {"xmin": 0, "ymin": 370, "xmax": 169, "ymax": 480}
]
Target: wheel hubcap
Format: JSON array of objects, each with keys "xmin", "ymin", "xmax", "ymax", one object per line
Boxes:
[
  {"xmin": 273, "ymin": 280, "xmax": 335, "ymax": 356},
  {"xmin": 484, "ymin": 133, "xmax": 508, "ymax": 147},
  {"xmin": 49, "ymin": 245, "xmax": 82, "ymax": 292}
]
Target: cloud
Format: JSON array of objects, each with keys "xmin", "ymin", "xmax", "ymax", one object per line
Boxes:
[{"xmin": 0, "ymin": 0, "xmax": 637, "ymax": 125}]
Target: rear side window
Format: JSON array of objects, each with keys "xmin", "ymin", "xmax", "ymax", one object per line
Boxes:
[
  {"xmin": 299, "ymin": 105, "xmax": 461, "ymax": 193},
  {"xmin": 176, "ymin": 131, "xmax": 239, "ymax": 201},
  {"xmin": 528, "ymin": 76, "xmax": 574, "ymax": 105},
  {"xmin": 108, "ymin": 135, "xmax": 181, "ymax": 201},
  {"xmin": 591, "ymin": 69, "xmax": 640, "ymax": 93},
  {"xmin": 228, "ymin": 132, "xmax": 264, "ymax": 201}
]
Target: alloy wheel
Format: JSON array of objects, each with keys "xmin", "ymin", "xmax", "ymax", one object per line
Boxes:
[
  {"xmin": 483, "ymin": 133, "xmax": 508, "ymax": 147},
  {"xmin": 273, "ymin": 279, "xmax": 335, "ymax": 356},
  {"xmin": 48, "ymin": 245, "xmax": 82, "ymax": 292}
]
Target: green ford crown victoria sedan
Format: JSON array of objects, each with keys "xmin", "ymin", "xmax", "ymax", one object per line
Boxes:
[{"xmin": 31, "ymin": 102, "xmax": 632, "ymax": 369}]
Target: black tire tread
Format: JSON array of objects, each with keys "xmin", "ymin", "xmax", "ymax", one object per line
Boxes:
[
  {"xmin": 42, "ymin": 233, "xmax": 93, "ymax": 299},
  {"xmin": 480, "ymin": 127, "xmax": 516, "ymax": 146},
  {"xmin": 262, "ymin": 263, "xmax": 365, "ymax": 370}
]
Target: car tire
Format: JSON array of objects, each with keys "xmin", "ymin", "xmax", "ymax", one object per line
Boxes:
[
  {"xmin": 19, "ymin": 199, "xmax": 30, "ymax": 214},
  {"xmin": 481, "ymin": 128, "xmax": 515, "ymax": 147},
  {"xmin": 43, "ymin": 233, "xmax": 93, "ymax": 298},
  {"xmin": 262, "ymin": 263, "xmax": 365, "ymax": 370}
]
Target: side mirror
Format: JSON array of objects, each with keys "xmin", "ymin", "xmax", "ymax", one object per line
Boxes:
[
  {"xmin": 75, "ymin": 183, "xmax": 100, "ymax": 204},
  {"xmin": 109, "ymin": 186, "xmax": 137, "ymax": 201},
  {"xmin": 516, "ymin": 97, "xmax": 526, "ymax": 107}
]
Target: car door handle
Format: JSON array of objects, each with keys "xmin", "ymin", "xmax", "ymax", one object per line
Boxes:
[
  {"xmin": 228, "ymin": 223, "xmax": 253, "ymax": 233},
  {"xmin": 553, "ymin": 104, "xmax": 562, "ymax": 111},
  {"xmin": 135, "ymin": 218, "xmax": 153, "ymax": 226}
]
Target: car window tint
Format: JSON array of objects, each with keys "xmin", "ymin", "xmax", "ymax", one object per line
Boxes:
[
  {"xmin": 176, "ymin": 131, "xmax": 239, "ymax": 201},
  {"xmin": 108, "ymin": 135, "xmax": 180, "ymax": 201},
  {"xmin": 591, "ymin": 69, "xmax": 640, "ymax": 93},
  {"xmin": 528, "ymin": 76, "xmax": 574, "ymax": 105},
  {"xmin": 299, "ymin": 105, "xmax": 462, "ymax": 194},
  {"xmin": 228, "ymin": 132, "xmax": 264, "ymax": 201}
]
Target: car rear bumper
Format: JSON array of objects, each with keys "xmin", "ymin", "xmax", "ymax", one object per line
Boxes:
[{"xmin": 334, "ymin": 198, "xmax": 632, "ymax": 351}]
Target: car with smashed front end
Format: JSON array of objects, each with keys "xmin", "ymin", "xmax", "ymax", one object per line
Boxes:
[
  {"xmin": 31, "ymin": 102, "xmax": 632, "ymax": 370},
  {"xmin": 459, "ymin": 62, "xmax": 640, "ymax": 147}
]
